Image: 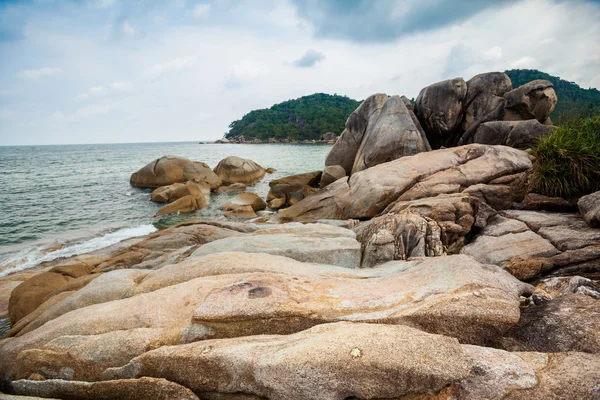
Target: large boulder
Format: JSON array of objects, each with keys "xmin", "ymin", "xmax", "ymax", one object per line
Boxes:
[
  {"xmin": 266, "ymin": 171, "xmax": 321, "ymax": 210},
  {"xmin": 578, "ymin": 191, "xmax": 600, "ymax": 228},
  {"xmin": 213, "ymin": 156, "xmax": 266, "ymax": 184},
  {"xmin": 150, "ymin": 181, "xmax": 209, "ymax": 204},
  {"xmin": 275, "ymin": 144, "xmax": 532, "ymax": 222},
  {"xmin": 154, "ymin": 195, "xmax": 207, "ymax": 217},
  {"xmin": 504, "ymin": 79, "xmax": 557, "ymax": 123},
  {"xmin": 351, "ymin": 95, "xmax": 431, "ymax": 174},
  {"xmin": 462, "ymin": 72, "xmax": 512, "ymax": 132},
  {"xmin": 319, "ymin": 165, "xmax": 347, "ymax": 188},
  {"xmin": 221, "ymin": 192, "xmax": 266, "ymax": 212},
  {"xmin": 469, "ymin": 119, "xmax": 556, "ymax": 149},
  {"xmin": 324, "ymin": 94, "xmax": 388, "ymax": 176},
  {"xmin": 130, "ymin": 156, "xmax": 221, "ymax": 190},
  {"xmin": 414, "ymin": 78, "xmax": 468, "ymax": 148}
]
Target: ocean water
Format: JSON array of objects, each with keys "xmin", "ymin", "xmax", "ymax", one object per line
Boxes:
[{"xmin": 0, "ymin": 142, "xmax": 331, "ymax": 276}]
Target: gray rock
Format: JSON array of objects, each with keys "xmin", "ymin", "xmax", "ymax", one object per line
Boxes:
[
  {"xmin": 470, "ymin": 119, "xmax": 556, "ymax": 149},
  {"xmin": 319, "ymin": 164, "xmax": 346, "ymax": 188},
  {"xmin": 462, "ymin": 72, "xmax": 512, "ymax": 132},
  {"xmin": 579, "ymin": 191, "xmax": 600, "ymax": 228},
  {"xmin": 504, "ymin": 79, "xmax": 557, "ymax": 123}
]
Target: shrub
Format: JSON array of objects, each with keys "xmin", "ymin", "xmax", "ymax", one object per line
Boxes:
[{"xmin": 529, "ymin": 114, "xmax": 600, "ymax": 198}]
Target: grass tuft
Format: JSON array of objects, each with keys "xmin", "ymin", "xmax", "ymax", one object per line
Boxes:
[{"xmin": 529, "ymin": 114, "xmax": 600, "ymax": 198}]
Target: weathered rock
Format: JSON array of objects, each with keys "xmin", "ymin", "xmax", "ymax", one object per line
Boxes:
[
  {"xmin": 276, "ymin": 145, "xmax": 532, "ymax": 222},
  {"xmin": 221, "ymin": 192, "xmax": 266, "ymax": 212},
  {"xmin": 504, "ymin": 80, "xmax": 557, "ymax": 123},
  {"xmin": 214, "ymin": 182, "xmax": 246, "ymax": 194},
  {"xmin": 414, "ymin": 78, "xmax": 467, "ymax": 148},
  {"xmin": 501, "ymin": 294, "xmax": 600, "ymax": 353},
  {"xmin": 213, "ymin": 156, "xmax": 266, "ymax": 184},
  {"xmin": 321, "ymin": 131, "xmax": 337, "ymax": 142},
  {"xmin": 319, "ymin": 164, "xmax": 346, "ymax": 188},
  {"xmin": 351, "ymin": 96, "xmax": 430, "ymax": 174},
  {"xmin": 266, "ymin": 171, "xmax": 322, "ymax": 210},
  {"xmin": 106, "ymin": 322, "xmax": 469, "ymax": 399},
  {"xmin": 536, "ymin": 275, "xmax": 600, "ymax": 298},
  {"xmin": 154, "ymin": 194, "xmax": 207, "ymax": 217},
  {"xmin": 324, "ymin": 94, "xmax": 388, "ymax": 175},
  {"xmin": 462, "ymin": 72, "xmax": 512, "ymax": 132},
  {"xmin": 130, "ymin": 155, "xmax": 221, "ymax": 190},
  {"xmin": 151, "ymin": 181, "xmax": 210, "ymax": 204},
  {"xmin": 579, "ymin": 191, "xmax": 600, "ymax": 228},
  {"xmin": 519, "ymin": 192, "xmax": 577, "ymax": 212},
  {"xmin": 355, "ymin": 193, "xmax": 483, "ymax": 267},
  {"xmin": 265, "ymin": 167, "xmax": 277, "ymax": 174},
  {"xmin": 12, "ymin": 377, "xmax": 199, "ymax": 400},
  {"xmin": 469, "ymin": 119, "xmax": 556, "ymax": 149},
  {"xmin": 223, "ymin": 205, "xmax": 257, "ymax": 219}
]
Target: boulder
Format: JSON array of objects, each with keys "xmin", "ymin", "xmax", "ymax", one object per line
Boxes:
[
  {"xmin": 275, "ymin": 144, "xmax": 532, "ymax": 222},
  {"xmin": 150, "ymin": 181, "xmax": 210, "ymax": 204},
  {"xmin": 130, "ymin": 156, "xmax": 221, "ymax": 190},
  {"xmin": 266, "ymin": 171, "xmax": 322, "ymax": 210},
  {"xmin": 469, "ymin": 119, "xmax": 556, "ymax": 149},
  {"xmin": 324, "ymin": 94, "xmax": 388, "ymax": 175},
  {"xmin": 107, "ymin": 322, "xmax": 468, "ymax": 399},
  {"xmin": 223, "ymin": 205, "xmax": 257, "ymax": 219},
  {"xmin": 504, "ymin": 79, "xmax": 557, "ymax": 123},
  {"xmin": 213, "ymin": 156, "xmax": 266, "ymax": 184},
  {"xmin": 351, "ymin": 95, "xmax": 431, "ymax": 174},
  {"xmin": 268, "ymin": 170, "xmax": 322, "ymax": 188},
  {"xmin": 154, "ymin": 194, "xmax": 207, "ymax": 217},
  {"xmin": 462, "ymin": 72, "xmax": 512, "ymax": 132},
  {"xmin": 321, "ymin": 131, "xmax": 337, "ymax": 142},
  {"xmin": 579, "ymin": 191, "xmax": 600, "ymax": 228},
  {"xmin": 414, "ymin": 77, "xmax": 467, "ymax": 148},
  {"xmin": 319, "ymin": 165, "xmax": 346, "ymax": 188},
  {"xmin": 221, "ymin": 192, "xmax": 266, "ymax": 212},
  {"xmin": 501, "ymin": 293, "xmax": 600, "ymax": 353},
  {"xmin": 519, "ymin": 192, "xmax": 578, "ymax": 212},
  {"xmin": 214, "ymin": 182, "xmax": 246, "ymax": 194}
]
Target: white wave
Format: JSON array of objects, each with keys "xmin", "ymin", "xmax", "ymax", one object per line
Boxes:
[{"xmin": 0, "ymin": 224, "xmax": 157, "ymax": 278}]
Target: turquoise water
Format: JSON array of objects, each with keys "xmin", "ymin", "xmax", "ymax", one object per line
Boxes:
[{"xmin": 0, "ymin": 142, "xmax": 331, "ymax": 275}]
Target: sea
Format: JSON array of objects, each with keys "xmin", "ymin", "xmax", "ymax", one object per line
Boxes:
[{"xmin": 0, "ymin": 142, "xmax": 332, "ymax": 277}]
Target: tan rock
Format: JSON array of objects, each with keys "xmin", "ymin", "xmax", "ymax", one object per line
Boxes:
[
  {"xmin": 154, "ymin": 194, "xmax": 207, "ymax": 216},
  {"xmin": 151, "ymin": 181, "xmax": 210, "ymax": 204},
  {"xmin": 213, "ymin": 156, "xmax": 266, "ymax": 184},
  {"xmin": 579, "ymin": 190, "xmax": 600, "ymax": 228},
  {"xmin": 221, "ymin": 192, "xmax": 266, "ymax": 212},
  {"xmin": 223, "ymin": 205, "xmax": 257, "ymax": 219},
  {"xmin": 319, "ymin": 164, "xmax": 346, "ymax": 188},
  {"xmin": 130, "ymin": 155, "xmax": 221, "ymax": 190},
  {"xmin": 504, "ymin": 80, "xmax": 557, "ymax": 123},
  {"xmin": 215, "ymin": 182, "xmax": 246, "ymax": 194}
]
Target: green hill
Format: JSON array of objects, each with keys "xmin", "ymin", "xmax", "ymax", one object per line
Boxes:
[
  {"xmin": 225, "ymin": 93, "xmax": 361, "ymax": 141},
  {"xmin": 505, "ymin": 69, "xmax": 600, "ymax": 123}
]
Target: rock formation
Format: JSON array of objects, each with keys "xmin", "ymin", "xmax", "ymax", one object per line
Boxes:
[
  {"xmin": 213, "ymin": 156, "xmax": 266, "ymax": 184},
  {"xmin": 266, "ymin": 171, "xmax": 321, "ymax": 210},
  {"xmin": 130, "ymin": 155, "xmax": 221, "ymax": 190}
]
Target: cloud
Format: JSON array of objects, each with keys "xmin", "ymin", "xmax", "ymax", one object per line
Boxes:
[
  {"xmin": 76, "ymin": 81, "xmax": 133, "ymax": 101},
  {"xmin": 0, "ymin": 109, "xmax": 15, "ymax": 119},
  {"xmin": 293, "ymin": 49, "xmax": 325, "ymax": 68},
  {"xmin": 192, "ymin": 4, "xmax": 211, "ymax": 17},
  {"xmin": 144, "ymin": 57, "xmax": 197, "ymax": 76},
  {"xmin": 510, "ymin": 56, "xmax": 537, "ymax": 69},
  {"xmin": 51, "ymin": 104, "xmax": 112, "ymax": 123},
  {"xmin": 290, "ymin": 0, "xmax": 519, "ymax": 42},
  {"xmin": 484, "ymin": 46, "xmax": 503, "ymax": 60},
  {"xmin": 17, "ymin": 67, "xmax": 63, "ymax": 80},
  {"xmin": 225, "ymin": 60, "xmax": 269, "ymax": 89}
]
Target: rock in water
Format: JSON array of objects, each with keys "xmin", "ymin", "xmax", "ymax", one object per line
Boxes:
[
  {"xmin": 578, "ymin": 191, "xmax": 600, "ymax": 228},
  {"xmin": 154, "ymin": 195, "xmax": 207, "ymax": 217},
  {"xmin": 213, "ymin": 156, "xmax": 266, "ymax": 184},
  {"xmin": 504, "ymin": 79, "xmax": 557, "ymax": 123},
  {"xmin": 130, "ymin": 155, "xmax": 221, "ymax": 190},
  {"xmin": 221, "ymin": 192, "xmax": 266, "ymax": 212},
  {"xmin": 351, "ymin": 95, "xmax": 431, "ymax": 174},
  {"xmin": 151, "ymin": 181, "xmax": 210, "ymax": 204},
  {"xmin": 266, "ymin": 171, "xmax": 321, "ymax": 209},
  {"xmin": 414, "ymin": 77, "xmax": 467, "ymax": 148}
]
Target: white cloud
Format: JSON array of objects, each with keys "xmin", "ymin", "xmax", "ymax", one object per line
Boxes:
[
  {"xmin": 510, "ymin": 56, "xmax": 536, "ymax": 69},
  {"xmin": 484, "ymin": 46, "xmax": 503, "ymax": 60},
  {"xmin": 89, "ymin": 0, "xmax": 116, "ymax": 8},
  {"xmin": 144, "ymin": 56, "xmax": 197, "ymax": 76},
  {"xmin": 76, "ymin": 81, "xmax": 133, "ymax": 101},
  {"xmin": 51, "ymin": 104, "xmax": 112, "ymax": 122},
  {"xmin": 192, "ymin": 4, "xmax": 211, "ymax": 17},
  {"xmin": 17, "ymin": 67, "xmax": 63, "ymax": 80},
  {"xmin": 0, "ymin": 109, "xmax": 15, "ymax": 119}
]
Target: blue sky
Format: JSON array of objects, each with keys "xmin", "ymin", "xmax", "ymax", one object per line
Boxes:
[{"xmin": 1, "ymin": 0, "xmax": 599, "ymax": 145}]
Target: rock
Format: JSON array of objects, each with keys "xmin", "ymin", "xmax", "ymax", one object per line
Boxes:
[
  {"xmin": 502, "ymin": 294, "xmax": 600, "ymax": 353},
  {"xmin": 324, "ymin": 94, "xmax": 388, "ymax": 176},
  {"xmin": 215, "ymin": 182, "xmax": 247, "ymax": 194},
  {"xmin": 414, "ymin": 77, "xmax": 467, "ymax": 148},
  {"xmin": 504, "ymin": 80, "xmax": 557, "ymax": 123},
  {"xmin": 351, "ymin": 95, "xmax": 431, "ymax": 174},
  {"xmin": 319, "ymin": 164, "xmax": 346, "ymax": 188},
  {"xmin": 462, "ymin": 72, "xmax": 512, "ymax": 132},
  {"xmin": 354, "ymin": 193, "xmax": 484, "ymax": 267},
  {"xmin": 213, "ymin": 156, "xmax": 266, "ymax": 184},
  {"xmin": 266, "ymin": 171, "xmax": 322, "ymax": 210},
  {"xmin": 12, "ymin": 377, "xmax": 199, "ymax": 400},
  {"xmin": 150, "ymin": 181, "xmax": 210, "ymax": 204},
  {"xmin": 469, "ymin": 119, "xmax": 556, "ymax": 149},
  {"xmin": 321, "ymin": 131, "xmax": 337, "ymax": 142},
  {"xmin": 154, "ymin": 194, "xmax": 207, "ymax": 217},
  {"xmin": 579, "ymin": 191, "xmax": 600, "ymax": 228},
  {"xmin": 106, "ymin": 322, "xmax": 468, "ymax": 399},
  {"xmin": 536, "ymin": 275, "xmax": 600, "ymax": 298},
  {"xmin": 518, "ymin": 192, "xmax": 578, "ymax": 212},
  {"xmin": 275, "ymin": 144, "xmax": 532, "ymax": 222},
  {"xmin": 265, "ymin": 167, "xmax": 277, "ymax": 174},
  {"xmin": 130, "ymin": 155, "xmax": 221, "ymax": 190},
  {"xmin": 190, "ymin": 232, "xmax": 361, "ymax": 269},
  {"xmin": 221, "ymin": 192, "xmax": 266, "ymax": 212},
  {"xmin": 223, "ymin": 205, "xmax": 257, "ymax": 219}
]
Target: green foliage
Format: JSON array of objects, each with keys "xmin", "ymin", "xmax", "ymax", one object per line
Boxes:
[
  {"xmin": 505, "ymin": 69, "xmax": 600, "ymax": 124},
  {"xmin": 226, "ymin": 93, "xmax": 361, "ymax": 141},
  {"xmin": 529, "ymin": 114, "xmax": 600, "ymax": 198}
]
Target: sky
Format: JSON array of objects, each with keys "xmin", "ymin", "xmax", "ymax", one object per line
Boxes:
[{"xmin": 0, "ymin": 0, "xmax": 599, "ymax": 145}]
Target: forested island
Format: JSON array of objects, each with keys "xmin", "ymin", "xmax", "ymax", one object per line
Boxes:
[{"xmin": 222, "ymin": 70, "xmax": 600, "ymax": 143}]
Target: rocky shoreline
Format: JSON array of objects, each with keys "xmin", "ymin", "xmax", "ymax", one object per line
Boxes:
[{"xmin": 0, "ymin": 72, "xmax": 599, "ymax": 399}]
